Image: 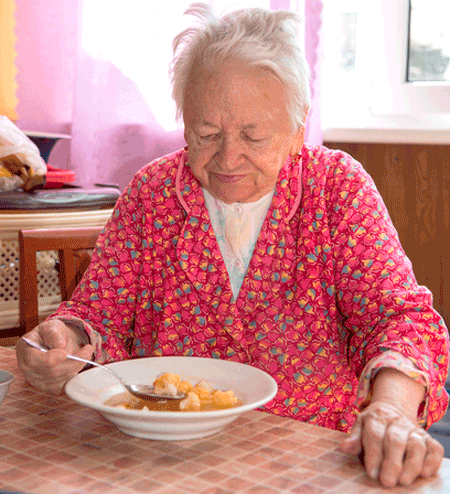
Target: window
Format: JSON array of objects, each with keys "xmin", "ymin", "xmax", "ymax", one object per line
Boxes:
[
  {"xmin": 321, "ymin": 1, "xmax": 361, "ymax": 124},
  {"xmin": 322, "ymin": 0, "xmax": 450, "ymax": 134},
  {"xmin": 80, "ymin": 0, "xmax": 271, "ymax": 133},
  {"xmin": 407, "ymin": 0, "xmax": 450, "ymax": 82}
]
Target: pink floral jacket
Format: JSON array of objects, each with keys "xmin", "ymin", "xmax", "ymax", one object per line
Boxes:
[{"xmin": 52, "ymin": 145, "xmax": 449, "ymax": 432}]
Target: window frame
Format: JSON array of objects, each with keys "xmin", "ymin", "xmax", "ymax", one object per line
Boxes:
[
  {"xmin": 368, "ymin": 0, "xmax": 450, "ymax": 116},
  {"xmin": 322, "ymin": 0, "xmax": 450, "ymax": 143}
]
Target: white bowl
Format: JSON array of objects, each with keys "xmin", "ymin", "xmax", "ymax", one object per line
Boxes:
[
  {"xmin": 65, "ymin": 356, "xmax": 278, "ymax": 441},
  {"xmin": 0, "ymin": 369, "xmax": 14, "ymax": 406}
]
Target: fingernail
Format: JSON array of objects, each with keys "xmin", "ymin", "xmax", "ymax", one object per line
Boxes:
[{"xmin": 370, "ymin": 467, "xmax": 379, "ymax": 480}]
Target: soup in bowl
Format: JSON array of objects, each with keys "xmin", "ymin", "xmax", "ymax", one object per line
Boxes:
[{"xmin": 65, "ymin": 356, "xmax": 278, "ymax": 440}]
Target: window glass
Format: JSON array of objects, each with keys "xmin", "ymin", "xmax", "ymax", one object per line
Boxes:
[
  {"xmin": 407, "ymin": 0, "xmax": 450, "ymax": 82},
  {"xmin": 322, "ymin": 3, "xmax": 357, "ymax": 75},
  {"xmin": 80, "ymin": 1, "xmax": 271, "ymax": 132},
  {"xmin": 322, "ymin": 0, "xmax": 450, "ymax": 125},
  {"xmin": 321, "ymin": 1, "xmax": 365, "ymax": 124}
]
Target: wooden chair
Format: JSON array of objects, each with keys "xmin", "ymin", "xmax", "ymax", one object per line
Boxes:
[{"xmin": 19, "ymin": 226, "xmax": 103, "ymax": 334}]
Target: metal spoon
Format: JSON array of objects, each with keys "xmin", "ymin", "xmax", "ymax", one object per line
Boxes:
[{"xmin": 22, "ymin": 337, "xmax": 186, "ymax": 403}]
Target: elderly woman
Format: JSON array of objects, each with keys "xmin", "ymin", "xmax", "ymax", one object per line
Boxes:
[{"xmin": 17, "ymin": 3, "xmax": 448, "ymax": 488}]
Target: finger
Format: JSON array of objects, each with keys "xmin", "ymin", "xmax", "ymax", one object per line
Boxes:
[
  {"xmin": 64, "ymin": 335, "xmax": 91, "ymax": 357},
  {"xmin": 56, "ymin": 346, "xmax": 94, "ymax": 376},
  {"xmin": 59, "ymin": 343, "xmax": 95, "ymax": 376},
  {"xmin": 31, "ymin": 370, "xmax": 70, "ymax": 394},
  {"xmin": 378, "ymin": 421, "xmax": 411, "ymax": 488},
  {"xmin": 43, "ymin": 347, "xmax": 71, "ymax": 368},
  {"xmin": 16, "ymin": 326, "xmax": 86, "ymax": 395},
  {"xmin": 18, "ymin": 333, "xmax": 70, "ymax": 375},
  {"xmin": 16, "ymin": 347, "xmax": 69, "ymax": 394},
  {"xmin": 79, "ymin": 344, "xmax": 95, "ymax": 361},
  {"xmin": 339, "ymin": 417, "xmax": 363, "ymax": 455},
  {"xmin": 40, "ymin": 321, "xmax": 72, "ymax": 349},
  {"xmin": 16, "ymin": 331, "xmax": 59, "ymax": 368},
  {"xmin": 398, "ymin": 431, "xmax": 427, "ymax": 486},
  {"xmin": 361, "ymin": 415, "xmax": 388, "ymax": 481},
  {"xmin": 421, "ymin": 436, "xmax": 445, "ymax": 478}
]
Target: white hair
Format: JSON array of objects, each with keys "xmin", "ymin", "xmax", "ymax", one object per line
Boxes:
[{"xmin": 171, "ymin": 2, "xmax": 310, "ymax": 130}]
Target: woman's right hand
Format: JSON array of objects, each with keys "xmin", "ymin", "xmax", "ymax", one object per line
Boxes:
[{"xmin": 16, "ymin": 319, "xmax": 94, "ymax": 394}]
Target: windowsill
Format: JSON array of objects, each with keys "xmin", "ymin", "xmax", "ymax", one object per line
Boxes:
[{"xmin": 323, "ymin": 114, "xmax": 450, "ymax": 145}]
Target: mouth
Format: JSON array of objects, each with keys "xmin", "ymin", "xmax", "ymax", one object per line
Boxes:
[{"xmin": 213, "ymin": 173, "xmax": 246, "ymax": 184}]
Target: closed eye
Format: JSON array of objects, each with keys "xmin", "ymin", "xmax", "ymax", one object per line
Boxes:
[
  {"xmin": 199, "ymin": 133, "xmax": 220, "ymax": 140},
  {"xmin": 243, "ymin": 134, "xmax": 267, "ymax": 144}
]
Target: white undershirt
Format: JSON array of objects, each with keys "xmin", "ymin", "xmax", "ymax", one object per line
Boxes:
[{"xmin": 202, "ymin": 188, "xmax": 275, "ymax": 300}]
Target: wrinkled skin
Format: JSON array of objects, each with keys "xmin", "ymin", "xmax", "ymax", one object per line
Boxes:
[
  {"xmin": 16, "ymin": 319, "xmax": 94, "ymax": 394},
  {"xmin": 183, "ymin": 63, "xmax": 305, "ymax": 205},
  {"xmin": 340, "ymin": 378, "xmax": 445, "ymax": 487}
]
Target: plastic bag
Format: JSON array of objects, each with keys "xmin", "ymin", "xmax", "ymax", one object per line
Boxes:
[{"xmin": 0, "ymin": 116, "xmax": 47, "ymax": 191}]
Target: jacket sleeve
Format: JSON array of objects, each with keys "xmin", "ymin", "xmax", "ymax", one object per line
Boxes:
[
  {"xmin": 47, "ymin": 165, "xmax": 152, "ymax": 364},
  {"xmin": 326, "ymin": 149, "xmax": 449, "ymax": 428}
]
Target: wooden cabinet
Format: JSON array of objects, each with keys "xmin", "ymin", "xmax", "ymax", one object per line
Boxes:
[{"xmin": 324, "ymin": 141, "xmax": 450, "ymax": 331}]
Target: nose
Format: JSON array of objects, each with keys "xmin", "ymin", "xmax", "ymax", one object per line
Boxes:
[{"xmin": 215, "ymin": 136, "xmax": 243, "ymax": 171}]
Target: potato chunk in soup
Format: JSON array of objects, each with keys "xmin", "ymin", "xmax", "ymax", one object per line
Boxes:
[{"xmin": 109, "ymin": 372, "xmax": 241, "ymax": 412}]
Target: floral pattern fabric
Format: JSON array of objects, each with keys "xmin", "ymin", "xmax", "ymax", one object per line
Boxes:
[{"xmin": 52, "ymin": 144, "xmax": 449, "ymax": 432}]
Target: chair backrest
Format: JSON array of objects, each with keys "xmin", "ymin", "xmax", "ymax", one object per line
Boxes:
[{"xmin": 19, "ymin": 226, "xmax": 103, "ymax": 333}]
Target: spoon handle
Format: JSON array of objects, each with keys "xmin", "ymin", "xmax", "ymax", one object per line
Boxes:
[
  {"xmin": 70, "ymin": 357, "xmax": 126, "ymax": 385},
  {"xmin": 22, "ymin": 337, "xmax": 125, "ymax": 384},
  {"xmin": 22, "ymin": 337, "xmax": 186, "ymax": 402}
]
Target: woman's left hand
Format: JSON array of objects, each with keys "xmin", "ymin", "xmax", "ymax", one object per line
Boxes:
[{"xmin": 339, "ymin": 401, "xmax": 444, "ymax": 487}]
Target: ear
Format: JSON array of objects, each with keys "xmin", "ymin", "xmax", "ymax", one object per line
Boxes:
[
  {"xmin": 290, "ymin": 111, "xmax": 308, "ymax": 156},
  {"xmin": 289, "ymin": 125, "xmax": 306, "ymax": 157}
]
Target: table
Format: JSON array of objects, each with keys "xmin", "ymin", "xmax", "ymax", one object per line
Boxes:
[{"xmin": 1, "ymin": 346, "xmax": 450, "ymax": 494}]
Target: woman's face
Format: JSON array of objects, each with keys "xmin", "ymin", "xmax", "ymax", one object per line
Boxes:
[{"xmin": 183, "ymin": 64, "xmax": 305, "ymax": 204}]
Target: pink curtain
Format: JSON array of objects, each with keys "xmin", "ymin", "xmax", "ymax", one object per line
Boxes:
[
  {"xmin": 70, "ymin": 52, "xmax": 185, "ymax": 189},
  {"xmin": 69, "ymin": 0, "xmax": 323, "ymax": 189},
  {"xmin": 270, "ymin": 0, "xmax": 323, "ymax": 146},
  {"xmin": 304, "ymin": 0, "xmax": 323, "ymax": 145},
  {"xmin": 15, "ymin": 0, "xmax": 79, "ymax": 170}
]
